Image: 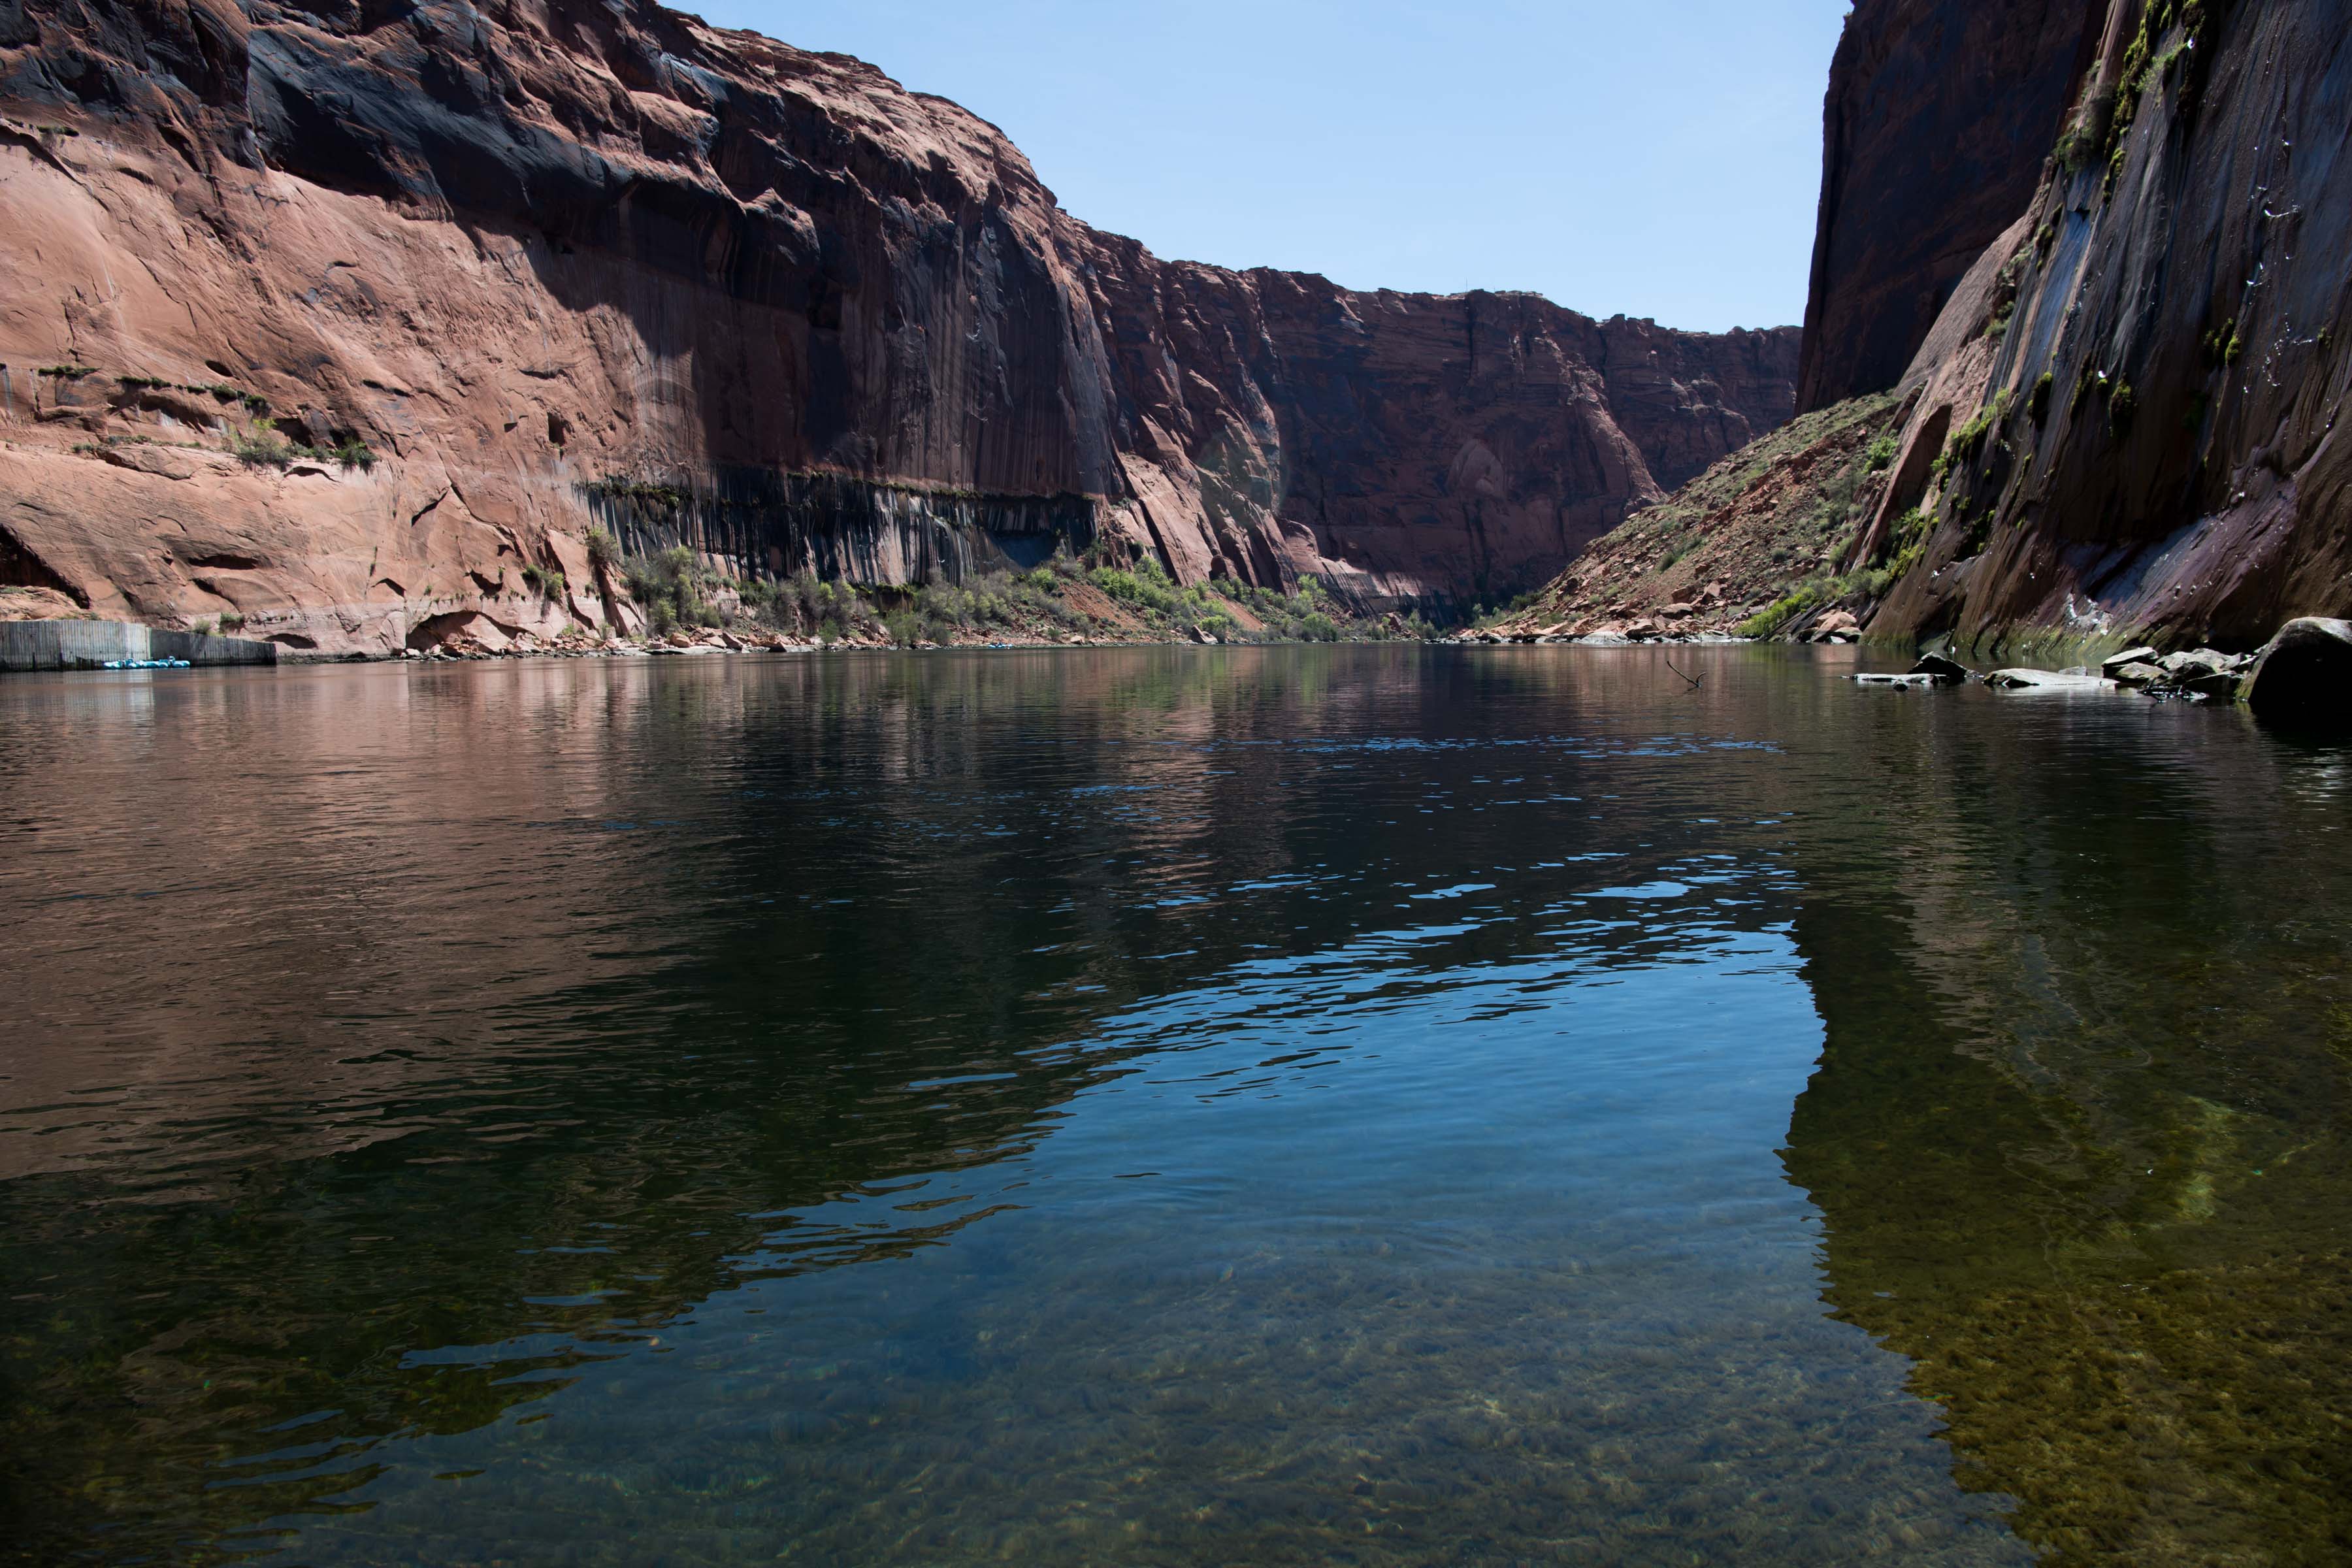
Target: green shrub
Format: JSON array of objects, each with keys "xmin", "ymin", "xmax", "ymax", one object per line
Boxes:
[
  {"xmin": 1929, "ymin": 392, "xmax": 2008, "ymax": 484},
  {"xmin": 585, "ymin": 476, "xmax": 688, "ymax": 509},
  {"xmin": 1890, "ymin": 506, "xmax": 1934, "ymax": 555},
  {"xmin": 2108, "ymin": 382, "xmax": 2137, "ymax": 438},
  {"xmin": 231, "ymin": 418, "xmax": 293, "ymax": 470},
  {"xmin": 1737, "ymin": 580, "xmax": 1829, "ymax": 638},
  {"xmin": 625, "ymin": 545, "xmax": 721, "ymax": 630},
  {"xmin": 2201, "ymin": 322, "xmax": 2243, "ymax": 367},
  {"xmin": 1865, "ymin": 434, "xmax": 1898, "ymax": 472},
  {"xmin": 2029, "ymin": 372, "xmax": 2054, "ymax": 423},
  {"xmin": 743, "ymin": 570, "xmax": 899, "ymax": 640},
  {"xmin": 2072, "ymin": 367, "xmax": 2106, "ymax": 417},
  {"xmin": 521, "ymin": 564, "xmax": 566, "ymax": 598},
  {"xmin": 586, "ymin": 529, "xmax": 619, "ymax": 569},
  {"xmin": 334, "ymin": 438, "xmax": 378, "ymax": 472},
  {"xmin": 2054, "ymin": 108, "xmax": 2100, "ymax": 172},
  {"xmin": 1092, "ymin": 557, "xmax": 1184, "ymax": 617}
]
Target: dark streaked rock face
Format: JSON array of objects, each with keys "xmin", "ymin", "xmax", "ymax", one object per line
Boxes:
[
  {"xmin": 0, "ymin": 0, "xmax": 1795, "ymax": 653},
  {"xmin": 1861, "ymin": 0, "xmax": 2352, "ymax": 657},
  {"xmin": 1795, "ymin": 0, "xmax": 2104, "ymax": 412}
]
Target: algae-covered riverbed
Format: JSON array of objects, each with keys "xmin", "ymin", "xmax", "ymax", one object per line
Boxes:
[{"xmin": 2, "ymin": 645, "xmax": 2346, "ymax": 1564}]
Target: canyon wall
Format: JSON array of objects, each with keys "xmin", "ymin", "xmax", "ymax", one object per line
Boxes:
[
  {"xmin": 1853, "ymin": 0, "xmax": 2352, "ymax": 655},
  {"xmin": 1795, "ymin": 0, "xmax": 2107, "ymax": 412},
  {"xmin": 0, "ymin": 0, "xmax": 1796, "ymax": 655},
  {"xmin": 1538, "ymin": 0, "xmax": 2349, "ymax": 660}
]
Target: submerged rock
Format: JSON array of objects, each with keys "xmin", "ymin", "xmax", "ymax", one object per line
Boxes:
[
  {"xmin": 2171, "ymin": 672, "xmax": 2244, "ymax": 700},
  {"xmin": 1986, "ymin": 668, "xmax": 2113, "ymax": 693},
  {"xmin": 2242, "ymin": 618, "xmax": 2352, "ymax": 727}
]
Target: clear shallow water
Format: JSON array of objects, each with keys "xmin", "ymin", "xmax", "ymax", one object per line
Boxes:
[{"xmin": 2, "ymin": 645, "xmax": 2347, "ymax": 1565}]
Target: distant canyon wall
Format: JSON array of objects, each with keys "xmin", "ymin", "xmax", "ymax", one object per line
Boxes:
[{"xmin": 0, "ymin": 0, "xmax": 1797, "ymax": 655}]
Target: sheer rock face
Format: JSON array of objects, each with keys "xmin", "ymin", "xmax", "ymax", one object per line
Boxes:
[
  {"xmin": 1859, "ymin": 0, "xmax": 2352, "ymax": 656},
  {"xmin": 0, "ymin": 0, "xmax": 1796, "ymax": 654},
  {"xmin": 1795, "ymin": 0, "xmax": 2106, "ymax": 412}
]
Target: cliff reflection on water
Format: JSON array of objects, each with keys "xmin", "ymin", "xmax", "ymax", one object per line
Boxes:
[{"xmin": 0, "ymin": 646, "xmax": 2345, "ymax": 1565}]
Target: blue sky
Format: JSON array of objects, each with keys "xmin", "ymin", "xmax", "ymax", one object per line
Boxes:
[{"xmin": 688, "ymin": 2, "xmax": 1852, "ymax": 333}]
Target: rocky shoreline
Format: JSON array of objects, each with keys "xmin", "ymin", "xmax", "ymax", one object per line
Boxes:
[
  {"xmin": 391, "ymin": 623, "xmax": 1326, "ymax": 662},
  {"xmin": 1848, "ymin": 619, "xmax": 2352, "ymax": 725},
  {"xmin": 17, "ymin": 604, "xmax": 2346, "ymax": 730}
]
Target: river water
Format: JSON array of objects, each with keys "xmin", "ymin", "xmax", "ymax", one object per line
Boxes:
[{"xmin": 3, "ymin": 645, "xmax": 2347, "ymax": 1565}]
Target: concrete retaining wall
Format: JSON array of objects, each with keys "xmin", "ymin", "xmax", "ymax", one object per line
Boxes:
[{"xmin": 0, "ymin": 620, "xmax": 281, "ymax": 672}]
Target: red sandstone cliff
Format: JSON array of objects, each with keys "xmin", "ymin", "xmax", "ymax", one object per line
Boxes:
[
  {"xmin": 1796, "ymin": 0, "xmax": 2105, "ymax": 414},
  {"xmin": 1520, "ymin": 0, "xmax": 2348, "ymax": 661},
  {"xmin": 1854, "ymin": 0, "xmax": 2352, "ymax": 655},
  {"xmin": 0, "ymin": 0, "xmax": 1796, "ymax": 655}
]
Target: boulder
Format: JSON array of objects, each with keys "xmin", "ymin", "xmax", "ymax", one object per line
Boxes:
[
  {"xmin": 2160, "ymin": 648, "xmax": 2232, "ymax": 680},
  {"xmin": 2110, "ymin": 661, "xmax": 2165, "ymax": 687},
  {"xmin": 2242, "ymin": 617, "xmax": 2352, "ymax": 725},
  {"xmin": 2101, "ymin": 645, "xmax": 2162, "ymax": 676},
  {"xmin": 1908, "ymin": 652, "xmax": 1972, "ymax": 683},
  {"xmin": 1855, "ymin": 672, "xmax": 1936, "ymax": 689}
]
